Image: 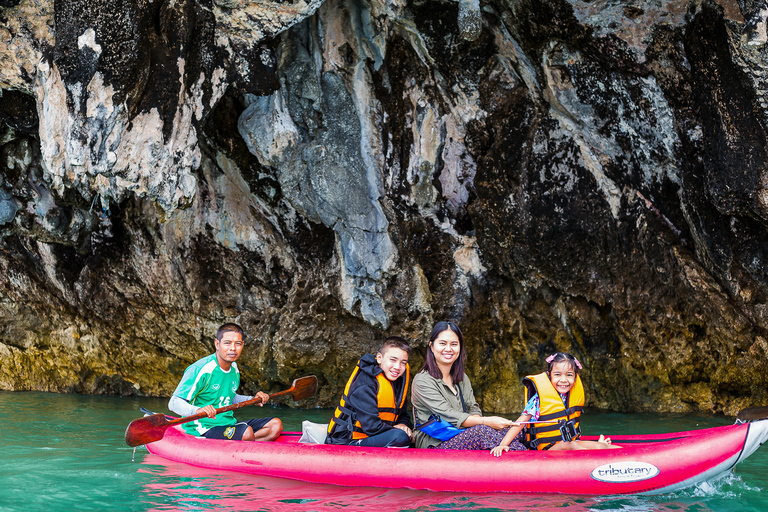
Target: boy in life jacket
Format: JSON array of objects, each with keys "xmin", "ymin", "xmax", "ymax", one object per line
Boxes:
[
  {"xmin": 490, "ymin": 352, "xmax": 619, "ymax": 455},
  {"xmin": 326, "ymin": 336, "xmax": 413, "ymax": 447}
]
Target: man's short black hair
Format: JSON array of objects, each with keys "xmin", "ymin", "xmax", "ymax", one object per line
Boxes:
[{"xmin": 216, "ymin": 323, "xmax": 244, "ymax": 341}]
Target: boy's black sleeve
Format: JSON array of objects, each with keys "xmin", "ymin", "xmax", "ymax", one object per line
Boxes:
[
  {"xmin": 395, "ymin": 399, "xmax": 413, "ymax": 429},
  {"xmin": 347, "ymin": 381, "xmax": 394, "ymax": 437}
]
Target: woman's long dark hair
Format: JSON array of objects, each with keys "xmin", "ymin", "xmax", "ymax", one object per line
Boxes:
[{"xmin": 419, "ymin": 321, "xmax": 467, "ymax": 383}]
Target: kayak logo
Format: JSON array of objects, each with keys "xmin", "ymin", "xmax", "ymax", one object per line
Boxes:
[{"xmin": 591, "ymin": 461, "xmax": 660, "ymax": 483}]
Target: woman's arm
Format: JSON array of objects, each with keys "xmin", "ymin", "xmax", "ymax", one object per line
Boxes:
[
  {"xmin": 490, "ymin": 413, "xmax": 532, "ymax": 456},
  {"xmin": 459, "ymin": 375, "xmax": 483, "ymax": 416},
  {"xmin": 461, "ymin": 415, "xmax": 512, "ymax": 429}
]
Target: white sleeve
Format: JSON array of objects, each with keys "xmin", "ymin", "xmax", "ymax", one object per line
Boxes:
[
  {"xmin": 233, "ymin": 393, "xmax": 254, "ymax": 404},
  {"xmin": 168, "ymin": 394, "xmax": 199, "ymax": 417}
]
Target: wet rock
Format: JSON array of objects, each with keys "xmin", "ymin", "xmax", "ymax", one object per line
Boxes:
[
  {"xmin": 0, "ymin": 90, "xmax": 38, "ymax": 134},
  {"xmin": 1, "ymin": 0, "xmax": 768, "ymax": 415},
  {"xmin": 0, "ymin": 189, "xmax": 17, "ymax": 224}
]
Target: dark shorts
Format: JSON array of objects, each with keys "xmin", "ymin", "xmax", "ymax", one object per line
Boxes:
[{"xmin": 203, "ymin": 417, "xmax": 275, "ymax": 440}]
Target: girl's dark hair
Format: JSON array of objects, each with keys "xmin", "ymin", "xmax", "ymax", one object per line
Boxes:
[
  {"xmin": 419, "ymin": 321, "xmax": 467, "ymax": 383},
  {"xmin": 546, "ymin": 352, "xmax": 580, "ymax": 375}
]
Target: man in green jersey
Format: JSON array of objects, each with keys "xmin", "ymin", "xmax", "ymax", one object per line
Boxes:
[{"xmin": 169, "ymin": 323, "xmax": 283, "ymax": 441}]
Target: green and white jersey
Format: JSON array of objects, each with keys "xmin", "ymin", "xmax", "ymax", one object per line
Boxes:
[{"xmin": 172, "ymin": 354, "xmax": 240, "ymax": 436}]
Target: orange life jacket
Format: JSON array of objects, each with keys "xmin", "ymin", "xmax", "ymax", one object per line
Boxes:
[
  {"xmin": 523, "ymin": 372, "xmax": 584, "ymax": 450},
  {"xmin": 328, "ymin": 360, "xmax": 410, "ymax": 439}
]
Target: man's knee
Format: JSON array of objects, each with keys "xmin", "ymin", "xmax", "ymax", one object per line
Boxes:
[
  {"xmin": 265, "ymin": 418, "xmax": 283, "ymax": 438},
  {"xmin": 241, "ymin": 426, "xmax": 256, "ymax": 441},
  {"xmin": 252, "ymin": 418, "xmax": 283, "ymax": 441},
  {"xmin": 242, "ymin": 418, "xmax": 283, "ymax": 441}
]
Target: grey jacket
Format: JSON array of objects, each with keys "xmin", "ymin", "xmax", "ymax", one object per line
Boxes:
[{"xmin": 411, "ymin": 370, "xmax": 482, "ymax": 448}]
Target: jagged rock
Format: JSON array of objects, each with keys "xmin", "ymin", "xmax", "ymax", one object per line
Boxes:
[
  {"xmin": 0, "ymin": 188, "xmax": 17, "ymax": 224},
  {"xmin": 1, "ymin": 0, "xmax": 768, "ymax": 415}
]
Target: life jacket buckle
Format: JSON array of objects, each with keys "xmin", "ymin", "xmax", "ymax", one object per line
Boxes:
[{"xmin": 559, "ymin": 419, "xmax": 577, "ymax": 442}]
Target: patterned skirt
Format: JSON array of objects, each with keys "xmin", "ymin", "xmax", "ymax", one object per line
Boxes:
[{"xmin": 436, "ymin": 425, "xmax": 527, "ymax": 451}]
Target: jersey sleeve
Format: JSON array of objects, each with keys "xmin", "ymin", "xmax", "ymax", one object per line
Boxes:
[
  {"xmin": 172, "ymin": 363, "xmax": 209, "ymax": 404},
  {"xmin": 168, "ymin": 394, "xmax": 199, "ymax": 417}
]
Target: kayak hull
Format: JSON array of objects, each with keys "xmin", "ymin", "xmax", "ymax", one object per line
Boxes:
[{"xmin": 145, "ymin": 419, "xmax": 768, "ymax": 495}]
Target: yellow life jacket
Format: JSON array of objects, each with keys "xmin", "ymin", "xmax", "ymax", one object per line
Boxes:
[
  {"xmin": 328, "ymin": 358, "xmax": 410, "ymax": 440},
  {"xmin": 523, "ymin": 372, "xmax": 584, "ymax": 450}
]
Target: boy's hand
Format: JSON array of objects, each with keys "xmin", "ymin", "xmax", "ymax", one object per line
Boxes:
[
  {"xmin": 394, "ymin": 424, "xmax": 413, "ymax": 439},
  {"xmin": 490, "ymin": 445, "xmax": 509, "ymax": 457}
]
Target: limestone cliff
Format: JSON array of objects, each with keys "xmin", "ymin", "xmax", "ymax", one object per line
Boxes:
[{"xmin": 1, "ymin": 0, "xmax": 767, "ymax": 414}]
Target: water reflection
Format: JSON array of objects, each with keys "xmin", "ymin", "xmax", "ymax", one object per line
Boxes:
[{"xmin": 138, "ymin": 454, "xmax": 722, "ymax": 512}]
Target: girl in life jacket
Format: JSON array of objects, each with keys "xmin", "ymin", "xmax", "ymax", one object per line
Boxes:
[{"xmin": 490, "ymin": 353, "xmax": 620, "ymax": 455}]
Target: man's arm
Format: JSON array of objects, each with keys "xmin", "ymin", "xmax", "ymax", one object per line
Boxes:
[
  {"xmin": 233, "ymin": 391, "xmax": 269, "ymax": 405},
  {"xmin": 168, "ymin": 394, "xmax": 200, "ymax": 417}
]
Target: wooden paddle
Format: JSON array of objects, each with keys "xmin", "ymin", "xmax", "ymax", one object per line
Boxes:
[
  {"xmin": 736, "ymin": 406, "xmax": 768, "ymax": 422},
  {"xmin": 124, "ymin": 375, "xmax": 318, "ymax": 447}
]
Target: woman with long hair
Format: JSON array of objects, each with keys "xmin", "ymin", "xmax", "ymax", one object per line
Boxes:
[{"xmin": 411, "ymin": 321, "xmax": 525, "ymax": 450}]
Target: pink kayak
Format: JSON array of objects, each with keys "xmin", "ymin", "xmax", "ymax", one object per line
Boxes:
[{"xmin": 145, "ymin": 418, "xmax": 768, "ymax": 495}]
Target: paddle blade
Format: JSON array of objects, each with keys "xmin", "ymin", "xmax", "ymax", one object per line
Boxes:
[
  {"xmin": 124, "ymin": 413, "xmax": 171, "ymax": 447},
  {"xmin": 288, "ymin": 375, "xmax": 318, "ymax": 401},
  {"xmin": 737, "ymin": 406, "xmax": 768, "ymax": 422}
]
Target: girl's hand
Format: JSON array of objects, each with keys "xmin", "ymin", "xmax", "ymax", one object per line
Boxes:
[
  {"xmin": 490, "ymin": 445, "xmax": 509, "ymax": 457},
  {"xmin": 483, "ymin": 416, "xmax": 513, "ymax": 430}
]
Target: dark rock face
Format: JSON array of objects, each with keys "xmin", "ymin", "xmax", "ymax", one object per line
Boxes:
[{"xmin": 1, "ymin": 0, "xmax": 767, "ymax": 415}]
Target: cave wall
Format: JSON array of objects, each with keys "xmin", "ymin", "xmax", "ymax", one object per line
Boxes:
[{"xmin": 1, "ymin": 0, "xmax": 767, "ymax": 414}]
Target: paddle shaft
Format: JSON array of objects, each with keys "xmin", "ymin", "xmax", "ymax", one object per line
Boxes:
[
  {"xmin": 164, "ymin": 387, "xmax": 291, "ymax": 427},
  {"xmin": 125, "ymin": 375, "xmax": 317, "ymax": 446}
]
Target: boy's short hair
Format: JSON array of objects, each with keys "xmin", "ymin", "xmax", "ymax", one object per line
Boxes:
[
  {"xmin": 378, "ymin": 336, "xmax": 411, "ymax": 356},
  {"xmin": 216, "ymin": 323, "xmax": 244, "ymax": 341}
]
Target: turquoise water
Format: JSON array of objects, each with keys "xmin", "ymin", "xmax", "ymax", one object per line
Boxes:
[{"xmin": 0, "ymin": 390, "xmax": 765, "ymax": 511}]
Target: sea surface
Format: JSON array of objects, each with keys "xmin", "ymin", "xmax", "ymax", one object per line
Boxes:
[{"xmin": 0, "ymin": 390, "xmax": 765, "ymax": 511}]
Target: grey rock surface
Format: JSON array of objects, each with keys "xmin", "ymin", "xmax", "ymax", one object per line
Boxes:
[{"xmin": 0, "ymin": 0, "xmax": 766, "ymax": 414}]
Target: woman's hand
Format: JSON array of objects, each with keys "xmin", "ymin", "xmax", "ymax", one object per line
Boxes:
[
  {"xmin": 490, "ymin": 445, "xmax": 509, "ymax": 457},
  {"xmin": 483, "ymin": 416, "xmax": 514, "ymax": 430}
]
